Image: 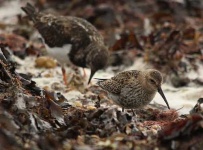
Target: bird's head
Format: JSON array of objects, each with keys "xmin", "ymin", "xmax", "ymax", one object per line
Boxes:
[
  {"xmin": 144, "ymin": 69, "xmax": 170, "ymax": 109},
  {"xmin": 87, "ymin": 44, "xmax": 109, "ymax": 84},
  {"xmin": 145, "ymin": 69, "xmax": 163, "ymax": 91}
]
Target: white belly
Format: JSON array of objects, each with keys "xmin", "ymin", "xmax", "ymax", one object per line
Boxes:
[{"xmin": 45, "ymin": 44, "xmax": 72, "ymax": 65}]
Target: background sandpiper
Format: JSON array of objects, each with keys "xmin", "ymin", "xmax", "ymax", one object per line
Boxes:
[{"xmin": 21, "ymin": 3, "xmax": 109, "ymax": 84}]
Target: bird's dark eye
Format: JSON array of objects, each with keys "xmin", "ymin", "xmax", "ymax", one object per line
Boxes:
[{"xmin": 149, "ymin": 79, "xmax": 156, "ymax": 84}]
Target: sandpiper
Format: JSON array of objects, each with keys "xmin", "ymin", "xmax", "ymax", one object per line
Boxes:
[
  {"xmin": 21, "ymin": 3, "xmax": 109, "ymax": 84},
  {"xmin": 97, "ymin": 69, "xmax": 170, "ymax": 114}
]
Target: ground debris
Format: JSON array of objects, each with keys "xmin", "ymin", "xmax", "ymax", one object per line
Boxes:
[
  {"xmin": 0, "ymin": 51, "xmax": 200, "ymax": 149},
  {"xmin": 0, "ymin": 48, "xmax": 182, "ymax": 149},
  {"xmin": 159, "ymin": 114, "xmax": 203, "ymax": 149}
]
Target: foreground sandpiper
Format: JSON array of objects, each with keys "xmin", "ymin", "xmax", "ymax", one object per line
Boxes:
[
  {"xmin": 21, "ymin": 3, "xmax": 109, "ymax": 84},
  {"xmin": 97, "ymin": 69, "xmax": 170, "ymax": 114}
]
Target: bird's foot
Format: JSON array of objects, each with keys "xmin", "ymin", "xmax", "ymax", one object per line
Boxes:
[
  {"xmin": 61, "ymin": 67, "xmax": 68, "ymax": 85},
  {"xmin": 82, "ymin": 68, "xmax": 87, "ymax": 78},
  {"xmin": 131, "ymin": 109, "xmax": 136, "ymax": 116}
]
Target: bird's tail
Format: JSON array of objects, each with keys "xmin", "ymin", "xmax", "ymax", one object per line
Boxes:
[{"xmin": 21, "ymin": 3, "xmax": 38, "ymax": 23}]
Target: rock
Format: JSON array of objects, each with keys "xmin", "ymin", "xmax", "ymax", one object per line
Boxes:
[{"xmin": 35, "ymin": 56, "xmax": 57, "ymax": 68}]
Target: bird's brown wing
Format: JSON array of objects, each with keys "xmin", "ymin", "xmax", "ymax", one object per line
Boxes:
[
  {"xmin": 21, "ymin": 3, "xmax": 101, "ymax": 49},
  {"xmin": 70, "ymin": 17, "xmax": 104, "ymax": 43},
  {"xmin": 34, "ymin": 15, "xmax": 91, "ymax": 48},
  {"xmin": 98, "ymin": 79, "xmax": 123, "ymax": 94},
  {"xmin": 98, "ymin": 70, "xmax": 140, "ymax": 94},
  {"xmin": 21, "ymin": 3, "xmax": 73, "ymax": 48},
  {"xmin": 111, "ymin": 70, "xmax": 140, "ymax": 84}
]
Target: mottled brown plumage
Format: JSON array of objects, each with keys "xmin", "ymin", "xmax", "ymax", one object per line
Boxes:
[
  {"xmin": 97, "ymin": 69, "xmax": 170, "ymax": 112},
  {"xmin": 21, "ymin": 3, "xmax": 109, "ymax": 84}
]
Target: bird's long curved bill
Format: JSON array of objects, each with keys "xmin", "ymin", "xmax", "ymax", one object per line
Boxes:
[
  {"xmin": 88, "ymin": 69, "xmax": 96, "ymax": 84},
  {"xmin": 158, "ymin": 87, "xmax": 170, "ymax": 109}
]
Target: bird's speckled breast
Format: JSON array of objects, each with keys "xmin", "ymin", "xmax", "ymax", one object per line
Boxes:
[
  {"xmin": 122, "ymin": 93, "xmax": 156, "ymax": 109},
  {"xmin": 112, "ymin": 88, "xmax": 156, "ymax": 109}
]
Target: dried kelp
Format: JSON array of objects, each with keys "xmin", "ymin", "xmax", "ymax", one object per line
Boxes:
[{"xmin": 159, "ymin": 114, "xmax": 203, "ymax": 149}]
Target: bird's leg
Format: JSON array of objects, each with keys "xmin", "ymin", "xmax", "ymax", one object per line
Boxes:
[
  {"xmin": 82, "ymin": 68, "xmax": 87, "ymax": 77},
  {"xmin": 131, "ymin": 109, "xmax": 136, "ymax": 116},
  {"xmin": 122, "ymin": 107, "xmax": 124, "ymax": 112},
  {"xmin": 61, "ymin": 66, "xmax": 68, "ymax": 85}
]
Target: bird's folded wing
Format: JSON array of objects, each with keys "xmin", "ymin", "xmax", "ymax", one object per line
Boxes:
[
  {"xmin": 35, "ymin": 15, "xmax": 91, "ymax": 49},
  {"xmin": 98, "ymin": 80, "xmax": 122, "ymax": 94},
  {"xmin": 111, "ymin": 70, "xmax": 140, "ymax": 83},
  {"xmin": 34, "ymin": 15, "xmax": 73, "ymax": 47}
]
